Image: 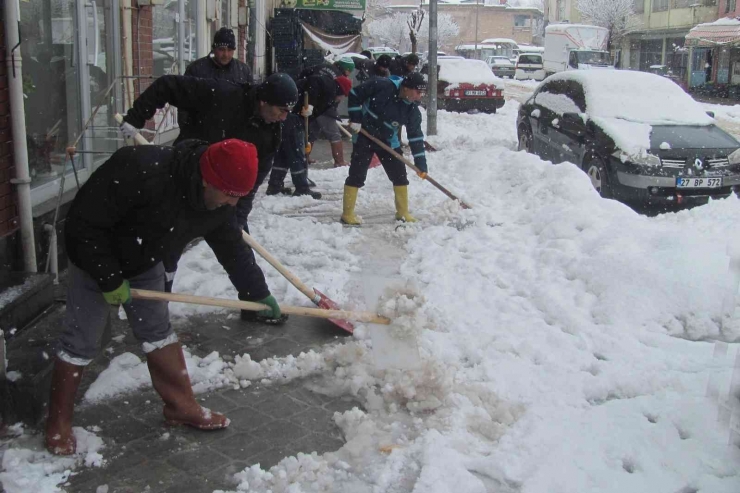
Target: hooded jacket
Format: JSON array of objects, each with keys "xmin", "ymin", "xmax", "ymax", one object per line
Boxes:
[
  {"xmin": 347, "ymin": 77, "xmax": 427, "ymax": 170},
  {"xmin": 122, "ymin": 75, "xmax": 282, "ymax": 223},
  {"xmin": 294, "ymin": 75, "xmax": 339, "ymax": 122},
  {"xmin": 65, "ymin": 141, "xmax": 270, "ymax": 301}
]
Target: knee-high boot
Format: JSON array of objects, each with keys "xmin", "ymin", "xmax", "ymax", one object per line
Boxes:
[
  {"xmin": 45, "ymin": 358, "xmax": 84, "ymax": 455},
  {"xmin": 146, "ymin": 343, "xmax": 229, "ymax": 430}
]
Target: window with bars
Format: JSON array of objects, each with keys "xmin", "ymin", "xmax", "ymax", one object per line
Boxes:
[
  {"xmin": 653, "ymin": 0, "xmax": 669, "ymax": 11},
  {"xmin": 728, "ymin": 0, "xmax": 737, "ymax": 13}
]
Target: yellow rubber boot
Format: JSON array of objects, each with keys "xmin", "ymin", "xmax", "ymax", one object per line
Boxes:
[
  {"xmin": 341, "ymin": 185, "xmax": 362, "ymax": 225},
  {"xmin": 394, "ymin": 185, "xmax": 417, "ymax": 222}
]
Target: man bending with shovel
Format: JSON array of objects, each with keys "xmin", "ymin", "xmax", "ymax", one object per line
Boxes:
[
  {"xmin": 45, "ymin": 139, "xmax": 282, "ymax": 455},
  {"xmin": 342, "ymin": 72, "xmax": 428, "ymax": 225}
]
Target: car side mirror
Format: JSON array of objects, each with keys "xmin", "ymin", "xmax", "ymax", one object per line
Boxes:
[
  {"xmin": 561, "ymin": 112, "xmax": 586, "ymax": 135},
  {"xmin": 706, "ymin": 111, "xmax": 715, "ymax": 118}
]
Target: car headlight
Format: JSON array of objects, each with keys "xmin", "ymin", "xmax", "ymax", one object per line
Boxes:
[
  {"xmin": 612, "ymin": 150, "xmax": 661, "ymax": 167},
  {"xmin": 729, "ymin": 148, "xmax": 740, "ymax": 165}
]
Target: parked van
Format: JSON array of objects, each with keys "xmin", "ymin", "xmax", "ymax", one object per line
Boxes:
[
  {"xmin": 543, "ymin": 24, "xmax": 613, "ymax": 75},
  {"xmin": 514, "ymin": 53, "xmax": 545, "ymax": 81}
]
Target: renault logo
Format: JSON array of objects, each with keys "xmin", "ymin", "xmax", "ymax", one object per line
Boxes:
[{"xmin": 694, "ymin": 158, "xmax": 704, "ymax": 170}]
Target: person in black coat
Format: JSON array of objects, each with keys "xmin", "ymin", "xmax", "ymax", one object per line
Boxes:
[
  {"xmin": 389, "ymin": 53, "xmax": 419, "ymax": 77},
  {"xmin": 266, "ymin": 74, "xmax": 352, "ymax": 198},
  {"xmin": 46, "ymin": 139, "xmax": 279, "ymax": 456},
  {"xmin": 120, "ymin": 72, "xmax": 298, "ymax": 226},
  {"xmin": 178, "ymin": 28, "xmax": 253, "ymax": 135}
]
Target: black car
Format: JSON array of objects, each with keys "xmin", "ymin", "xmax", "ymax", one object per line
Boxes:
[{"xmin": 516, "ymin": 71, "xmax": 740, "ymax": 207}]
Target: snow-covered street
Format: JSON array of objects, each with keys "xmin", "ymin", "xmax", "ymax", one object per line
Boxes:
[{"xmin": 3, "ymin": 98, "xmax": 740, "ymax": 492}]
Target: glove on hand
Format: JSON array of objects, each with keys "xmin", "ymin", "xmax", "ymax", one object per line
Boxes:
[
  {"xmin": 415, "ymin": 160, "xmax": 428, "ymax": 174},
  {"xmin": 301, "ymin": 104, "xmax": 314, "ymax": 118},
  {"xmin": 349, "ymin": 122, "xmax": 362, "ymax": 133},
  {"xmin": 103, "ymin": 280, "xmax": 131, "ymax": 306},
  {"xmin": 119, "ymin": 121, "xmax": 139, "ymax": 140},
  {"xmin": 257, "ymin": 294, "xmax": 282, "ymax": 319}
]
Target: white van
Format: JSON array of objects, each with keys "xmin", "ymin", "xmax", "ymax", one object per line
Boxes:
[{"xmin": 514, "ymin": 53, "xmax": 546, "ymax": 81}]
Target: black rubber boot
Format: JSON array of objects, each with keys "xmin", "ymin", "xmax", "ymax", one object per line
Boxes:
[
  {"xmin": 293, "ymin": 188, "xmax": 322, "ymax": 199},
  {"xmin": 266, "ymin": 185, "xmax": 292, "ymax": 196}
]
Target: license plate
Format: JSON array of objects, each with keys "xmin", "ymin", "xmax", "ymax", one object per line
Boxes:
[
  {"xmin": 676, "ymin": 177, "xmax": 723, "ymax": 188},
  {"xmin": 465, "ymin": 90, "xmax": 486, "ymax": 96}
]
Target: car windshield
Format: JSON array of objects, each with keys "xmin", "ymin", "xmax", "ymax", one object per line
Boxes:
[{"xmin": 575, "ymin": 51, "xmax": 611, "ymax": 65}]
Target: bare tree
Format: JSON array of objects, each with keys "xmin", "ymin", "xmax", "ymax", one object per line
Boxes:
[
  {"xmin": 407, "ymin": 8, "xmax": 425, "ymax": 54},
  {"xmin": 576, "ymin": 0, "xmax": 638, "ymax": 50}
]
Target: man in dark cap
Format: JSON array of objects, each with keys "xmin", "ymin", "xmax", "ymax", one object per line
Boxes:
[
  {"xmin": 389, "ymin": 53, "xmax": 419, "ymax": 77},
  {"xmin": 45, "ymin": 139, "xmax": 280, "ymax": 455},
  {"xmin": 119, "ymin": 73, "xmax": 297, "ymax": 308},
  {"xmin": 342, "ymin": 72, "xmax": 429, "ymax": 225},
  {"xmin": 267, "ymin": 75, "xmax": 352, "ymax": 198},
  {"xmin": 178, "ymin": 28, "xmax": 253, "ymax": 136},
  {"xmin": 120, "ymin": 72, "xmax": 298, "ymax": 227},
  {"xmin": 372, "ymin": 54, "xmax": 393, "ymax": 78}
]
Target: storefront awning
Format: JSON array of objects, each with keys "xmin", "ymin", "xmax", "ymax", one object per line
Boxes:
[{"xmin": 686, "ymin": 19, "xmax": 740, "ymax": 48}]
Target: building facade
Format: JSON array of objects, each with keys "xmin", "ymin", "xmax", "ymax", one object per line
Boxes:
[
  {"xmin": 620, "ymin": 0, "xmax": 719, "ymax": 87},
  {"xmin": 545, "ymin": 0, "xmax": 581, "ymax": 24}
]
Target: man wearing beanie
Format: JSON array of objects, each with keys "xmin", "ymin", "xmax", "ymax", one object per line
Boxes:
[
  {"xmin": 178, "ymin": 28, "xmax": 252, "ymax": 137},
  {"xmin": 389, "ymin": 53, "xmax": 420, "ymax": 77},
  {"xmin": 267, "ymin": 74, "xmax": 351, "ymax": 198},
  {"xmin": 342, "ymin": 72, "xmax": 428, "ymax": 225},
  {"xmin": 298, "ymin": 57, "xmax": 356, "ymax": 167},
  {"xmin": 45, "ymin": 139, "xmax": 281, "ymax": 456}
]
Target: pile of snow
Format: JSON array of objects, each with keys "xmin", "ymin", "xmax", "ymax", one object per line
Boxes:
[
  {"xmin": 0, "ymin": 424, "xmax": 105, "ymax": 493},
  {"xmin": 438, "ymin": 58, "xmax": 504, "ymax": 89}
]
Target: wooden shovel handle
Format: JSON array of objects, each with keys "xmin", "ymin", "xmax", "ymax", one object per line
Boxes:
[
  {"xmin": 356, "ymin": 128, "xmax": 472, "ymax": 209},
  {"xmin": 130, "ymin": 288, "xmax": 391, "ymax": 325},
  {"xmin": 114, "ymin": 113, "xmax": 150, "ymax": 146},
  {"xmin": 241, "ymin": 231, "xmax": 321, "ymax": 304}
]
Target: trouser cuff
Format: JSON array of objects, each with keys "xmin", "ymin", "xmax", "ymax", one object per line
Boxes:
[
  {"xmin": 57, "ymin": 349, "xmax": 93, "ymax": 366},
  {"xmin": 141, "ymin": 333, "xmax": 179, "ymax": 354}
]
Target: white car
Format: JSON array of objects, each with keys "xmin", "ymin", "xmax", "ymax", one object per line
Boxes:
[
  {"xmin": 515, "ymin": 53, "xmax": 546, "ymax": 81},
  {"xmin": 486, "ymin": 56, "xmax": 516, "ymax": 78}
]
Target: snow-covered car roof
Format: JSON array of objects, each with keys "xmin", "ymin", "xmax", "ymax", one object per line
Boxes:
[
  {"xmin": 547, "ymin": 70, "xmax": 713, "ymax": 126},
  {"xmin": 437, "ymin": 58, "xmax": 504, "ymax": 88}
]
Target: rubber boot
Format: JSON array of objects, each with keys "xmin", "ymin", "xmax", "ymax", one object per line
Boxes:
[
  {"xmin": 341, "ymin": 185, "xmax": 362, "ymax": 225},
  {"xmin": 146, "ymin": 343, "xmax": 230, "ymax": 430},
  {"xmin": 393, "ymin": 185, "xmax": 417, "ymax": 223},
  {"xmin": 266, "ymin": 185, "xmax": 292, "ymax": 196},
  {"xmin": 293, "ymin": 187, "xmax": 322, "ymax": 199},
  {"xmin": 330, "ymin": 141, "xmax": 348, "ymax": 167},
  {"xmin": 45, "ymin": 358, "xmax": 84, "ymax": 455}
]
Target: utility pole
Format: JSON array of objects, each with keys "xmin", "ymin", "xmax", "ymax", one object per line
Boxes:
[
  {"xmin": 427, "ymin": 0, "xmax": 438, "ymax": 135},
  {"xmin": 474, "ymin": 0, "xmax": 479, "ymax": 59}
]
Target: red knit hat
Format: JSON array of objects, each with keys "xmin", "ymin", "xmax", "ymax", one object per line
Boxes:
[
  {"xmin": 199, "ymin": 139, "xmax": 258, "ymax": 197},
  {"xmin": 336, "ymin": 76, "xmax": 352, "ymax": 96}
]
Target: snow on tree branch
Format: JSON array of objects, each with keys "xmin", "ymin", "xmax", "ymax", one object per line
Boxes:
[{"xmin": 576, "ymin": 0, "xmax": 640, "ymax": 49}]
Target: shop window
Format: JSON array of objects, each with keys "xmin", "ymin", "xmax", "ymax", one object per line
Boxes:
[
  {"xmin": 20, "ymin": 0, "xmax": 82, "ymax": 189},
  {"xmin": 673, "ymin": 0, "xmax": 692, "ymax": 7},
  {"xmin": 639, "ymin": 39, "xmax": 663, "ymax": 72},
  {"xmin": 728, "ymin": 0, "xmax": 737, "ymax": 13}
]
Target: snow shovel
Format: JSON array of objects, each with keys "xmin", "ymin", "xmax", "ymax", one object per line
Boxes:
[
  {"xmin": 130, "ymin": 289, "xmax": 390, "ymax": 325},
  {"xmin": 353, "ymin": 127, "xmax": 471, "ymax": 209},
  {"xmin": 114, "ymin": 113, "xmax": 150, "ymax": 146},
  {"xmin": 242, "ymin": 231, "xmax": 355, "ymax": 333},
  {"xmin": 336, "ymin": 121, "xmax": 437, "ymax": 152}
]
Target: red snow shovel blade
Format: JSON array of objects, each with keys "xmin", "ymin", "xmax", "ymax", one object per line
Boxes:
[{"xmin": 314, "ymin": 288, "xmax": 355, "ymax": 333}]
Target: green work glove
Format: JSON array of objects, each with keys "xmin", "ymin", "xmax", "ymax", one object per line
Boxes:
[
  {"xmin": 103, "ymin": 280, "xmax": 131, "ymax": 306},
  {"xmin": 257, "ymin": 294, "xmax": 282, "ymax": 319}
]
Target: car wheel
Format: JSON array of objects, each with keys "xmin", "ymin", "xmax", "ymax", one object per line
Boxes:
[
  {"xmin": 583, "ymin": 155, "xmax": 613, "ymax": 198},
  {"xmin": 517, "ymin": 124, "xmax": 533, "ymax": 153}
]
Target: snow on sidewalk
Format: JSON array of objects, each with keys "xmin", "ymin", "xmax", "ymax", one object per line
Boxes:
[{"xmin": 3, "ymin": 101, "xmax": 740, "ymax": 492}]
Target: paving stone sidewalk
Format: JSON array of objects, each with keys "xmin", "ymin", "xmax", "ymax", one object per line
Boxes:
[{"xmin": 57, "ymin": 305, "xmax": 356, "ymax": 493}]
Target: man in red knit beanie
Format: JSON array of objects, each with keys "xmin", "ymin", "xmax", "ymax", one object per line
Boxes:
[{"xmin": 46, "ymin": 139, "xmax": 282, "ymax": 456}]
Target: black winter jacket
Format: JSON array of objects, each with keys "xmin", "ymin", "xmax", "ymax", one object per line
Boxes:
[
  {"xmin": 178, "ymin": 55, "xmax": 253, "ymax": 131},
  {"xmin": 65, "ymin": 142, "xmax": 270, "ymax": 301},
  {"xmin": 347, "ymin": 77, "xmax": 427, "ymax": 170},
  {"xmin": 294, "ymin": 75, "xmax": 339, "ymax": 122},
  {"xmin": 122, "ymin": 75, "xmax": 282, "ymax": 223},
  {"xmin": 298, "ymin": 62, "xmax": 343, "ymax": 81},
  {"xmin": 389, "ymin": 56, "xmax": 416, "ymax": 77}
]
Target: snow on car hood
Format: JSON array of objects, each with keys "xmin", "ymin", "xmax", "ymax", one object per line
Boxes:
[
  {"xmin": 438, "ymin": 58, "xmax": 505, "ymax": 89},
  {"xmin": 550, "ymin": 71, "xmax": 714, "ymax": 156}
]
